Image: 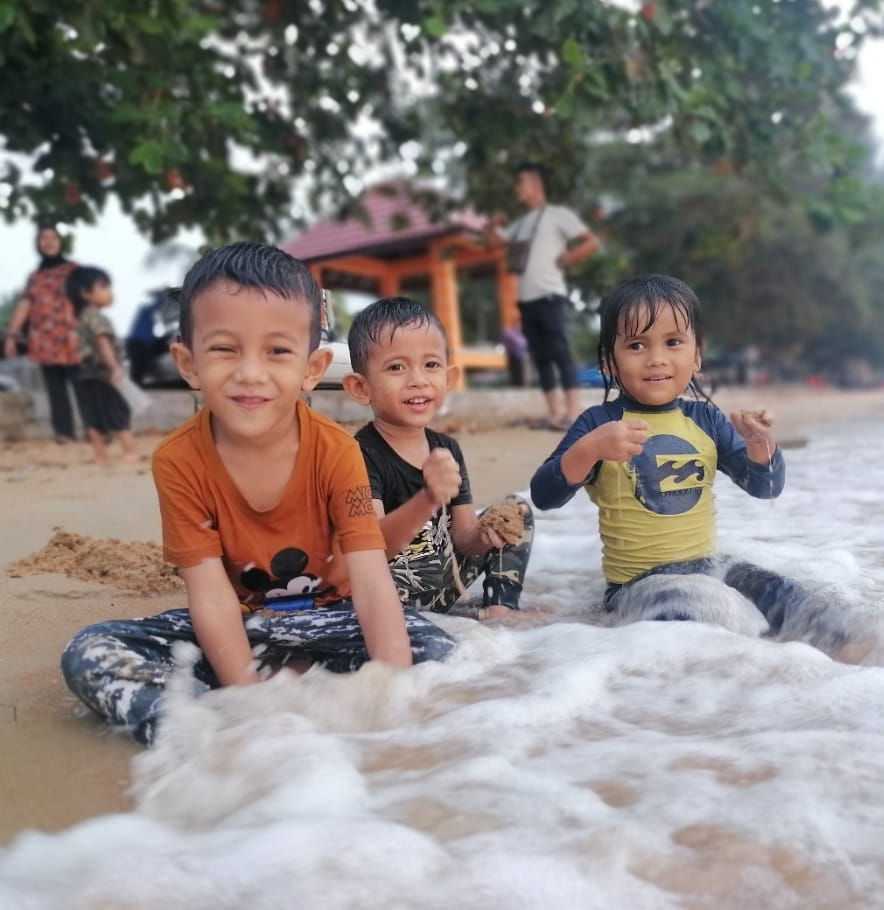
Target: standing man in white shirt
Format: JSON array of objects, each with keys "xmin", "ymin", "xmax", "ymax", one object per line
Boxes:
[{"xmin": 485, "ymin": 162, "xmax": 599, "ymax": 430}]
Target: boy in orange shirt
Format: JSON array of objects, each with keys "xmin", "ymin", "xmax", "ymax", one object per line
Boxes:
[{"xmin": 61, "ymin": 243, "xmax": 453, "ymax": 745}]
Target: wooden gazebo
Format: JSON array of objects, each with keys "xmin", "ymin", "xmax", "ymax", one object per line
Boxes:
[{"xmin": 281, "ymin": 182, "xmax": 518, "ymax": 387}]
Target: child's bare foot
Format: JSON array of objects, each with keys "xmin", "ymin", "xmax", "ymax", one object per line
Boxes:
[{"xmin": 480, "ymin": 604, "xmax": 552, "ymax": 625}]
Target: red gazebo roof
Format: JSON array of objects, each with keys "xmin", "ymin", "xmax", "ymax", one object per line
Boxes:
[{"xmin": 281, "ymin": 182, "xmax": 486, "ymax": 263}]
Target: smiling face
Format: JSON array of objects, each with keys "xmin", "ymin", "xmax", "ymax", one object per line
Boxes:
[
  {"xmin": 608, "ymin": 301, "xmax": 701, "ymax": 406},
  {"xmin": 346, "ymin": 321, "xmax": 457, "ymax": 432},
  {"xmin": 171, "ymin": 280, "xmax": 332, "ymax": 445}
]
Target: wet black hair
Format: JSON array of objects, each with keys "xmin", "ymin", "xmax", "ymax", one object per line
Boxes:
[
  {"xmin": 174, "ymin": 242, "xmax": 322, "ymax": 349},
  {"xmin": 596, "ymin": 273, "xmax": 706, "ymax": 402},
  {"xmin": 348, "ymin": 296, "xmax": 448, "ymax": 375},
  {"xmin": 66, "ymin": 265, "xmax": 111, "ymax": 317}
]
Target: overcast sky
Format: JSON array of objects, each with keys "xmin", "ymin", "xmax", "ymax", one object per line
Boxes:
[{"xmin": 1, "ymin": 31, "xmax": 882, "ymax": 337}]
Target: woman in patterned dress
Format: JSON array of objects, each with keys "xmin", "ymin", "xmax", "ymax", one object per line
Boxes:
[{"xmin": 3, "ymin": 225, "xmax": 81, "ymax": 442}]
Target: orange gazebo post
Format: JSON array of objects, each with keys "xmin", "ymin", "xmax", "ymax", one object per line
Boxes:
[{"xmin": 281, "ymin": 181, "xmax": 516, "ymax": 389}]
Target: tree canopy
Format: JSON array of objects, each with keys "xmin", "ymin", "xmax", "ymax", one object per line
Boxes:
[
  {"xmin": 1, "ymin": 0, "xmax": 880, "ymax": 238},
  {"xmin": 2, "ymin": 0, "xmax": 884, "ymax": 372}
]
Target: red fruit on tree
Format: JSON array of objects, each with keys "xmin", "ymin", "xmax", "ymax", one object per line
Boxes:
[
  {"xmin": 164, "ymin": 169, "xmax": 185, "ymax": 191},
  {"xmin": 640, "ymin": 2, "xmax": 657, "ymax": 21},
  {"xmin": 63, "ymin": 184, "xmax": 82, "ymax": 205},
  {"xmin": 94, "ymin": 159, "xmax": 114, "ymax": 181}
]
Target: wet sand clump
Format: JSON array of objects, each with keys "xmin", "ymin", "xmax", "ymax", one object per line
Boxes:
[{"xmin": 6, "ymin": 529, "xmax": 184, "ymax": 594}]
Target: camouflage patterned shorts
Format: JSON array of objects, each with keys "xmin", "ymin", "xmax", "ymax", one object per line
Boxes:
[
  {"xmin": 61, "ymin": 604, "xmax": 454, "ymax": 746},
  {"xmin": 389, "ymin": 495, "xmax": 534, "ymax": 614}
]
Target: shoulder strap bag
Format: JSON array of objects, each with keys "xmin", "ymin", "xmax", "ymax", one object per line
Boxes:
[{"xmin": 505, "ymin": 207, "xmax": 546, "ymax": 275}]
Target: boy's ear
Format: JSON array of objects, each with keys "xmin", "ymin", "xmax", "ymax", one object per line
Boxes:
[
  {"xmin": 446, "ymin": 363, "xmax": 460, "ymax": 390},
  {"xmin": 301, "ymin": 346, "xmax": 334, "ymax": 393},
  {"xmin": 341, "ymin": 371, "xmax": 371, "ymax": 405},
  {"xmin": 170, "ymin": 341, "xmax": 200, "ymax": 390}
]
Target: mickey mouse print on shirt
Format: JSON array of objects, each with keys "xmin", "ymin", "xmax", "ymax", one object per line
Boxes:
[{"xmin": 240, "ymin": 547, "xmax": 332, "ymax": 613}]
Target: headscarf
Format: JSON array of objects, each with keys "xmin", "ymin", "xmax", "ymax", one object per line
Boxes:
[{"xmin": 35, "ymin": 224, "xmax": 70, "ymax": 271}]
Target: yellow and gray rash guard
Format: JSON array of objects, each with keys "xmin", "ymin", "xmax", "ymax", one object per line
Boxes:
[{"xmin": 530, "ymin": 394, "xmax": 785, "ymax": 584}]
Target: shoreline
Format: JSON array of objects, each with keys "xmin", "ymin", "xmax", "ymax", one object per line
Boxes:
[{"xmin": 1, "ymin": 382, "xmax": 882, "ymax": 843}]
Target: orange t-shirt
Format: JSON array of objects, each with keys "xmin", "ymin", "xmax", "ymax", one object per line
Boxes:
[{"xmin": 152, "ymin": 399, "xmax": 383, "ymax": 611}]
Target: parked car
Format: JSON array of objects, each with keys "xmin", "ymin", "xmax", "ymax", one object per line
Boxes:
[
  {"xmin": 577, "ymin": 365, "xmax": 606, "ymax": 388},
  {"xmin": 314, "ymin": 339, "xmax": 351, "ymax": 390},
  {"xmin": 696, "ymin": 354, "xmax": 743, "ymax": 391},
  {"xmin": 126, "ymin": 291, "xmax": 351, "ymax": 389},
  {"xmin": 126, "ymin": 292, "xmax": 181, "ymax": 387}
]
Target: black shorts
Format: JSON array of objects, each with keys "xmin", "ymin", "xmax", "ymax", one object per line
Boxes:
[
  {"xmin": 517, "ymin": 295, "xmax": 578, "ymax": 390},
  {"xmin": 75, "ymin": 378, "xmax": 131, "ymax": 434}
]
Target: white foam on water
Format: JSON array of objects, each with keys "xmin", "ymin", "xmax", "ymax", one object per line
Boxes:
[{"xmin": 3, "ymin": 416, "xmax": 884, "ymax": 909}]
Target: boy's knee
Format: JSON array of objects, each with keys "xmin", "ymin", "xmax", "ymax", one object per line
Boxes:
[
  {"xmin": 60, "ymin": 624, "xmax": 102, "ymax": 685},
  {"xmin": 59, "ymin": 640, "xmax": 79, "ymax": 689},
  {"xmin": 59, "ymin": 622, "xmax": 136, "ymax": 692},
  {"xmin": 508, "ymin": 494, "xmax": 534, "ymax": 528},
  {"xmin": 404, "ymin": 611, "xmax": 456, "ymax": 663}
]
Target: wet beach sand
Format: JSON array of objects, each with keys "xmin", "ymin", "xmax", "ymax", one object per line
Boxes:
[{"xmin": 1, "ymin": 383, "xmax": 882, "ymax": 844}]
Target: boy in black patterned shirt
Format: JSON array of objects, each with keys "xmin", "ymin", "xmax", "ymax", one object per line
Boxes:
[{"xmin": 343, "ymin": 296, "xmax": 538, "ymax": 621}]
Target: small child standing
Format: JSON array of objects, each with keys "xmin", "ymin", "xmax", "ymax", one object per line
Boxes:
[
  {"xmin": 66, "ymin": 266, "xmax": 139, "ymax": 463},
  {"xmin": 61, "ymin": 244, "xmax": 453, "ymax": 746},
  {"xmin": 530, "ymin": 273, "xmax": 794, "ymax": 628},
  {"xmin": 343, "ymin": 296, "xmax": 538, "ymax": 622}
]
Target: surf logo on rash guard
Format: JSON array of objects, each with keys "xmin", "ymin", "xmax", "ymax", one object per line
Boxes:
[{"xmin": 630, "ymin": 434, "xmax": 705, "ymax": 515}]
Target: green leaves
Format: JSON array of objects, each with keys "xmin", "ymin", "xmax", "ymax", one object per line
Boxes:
[
  {"xmin": 128, "ymin": 141, "xmax": 165, "ymax": 175},
  {"xmin": 422, "ymin": 15, "xmax": 447, "ymax": 38},
  {"xmin": 0, "ymin": 2, "xmax": 17, "ymax": 33},
  {"xmin": 0, "ymin": 0, "xmax": 881, "ymax": 282},
  {"xmin": 561, "ymin": 37, "xmax": 584, "ymax": 68}
]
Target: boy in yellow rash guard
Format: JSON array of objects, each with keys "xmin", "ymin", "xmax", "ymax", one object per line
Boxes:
[
  {"xmin": 530, "ymin": 274, "xmax": 801, "ymax": 631},
  {"xmin": 579, "ymin": 397, "xmax": 780, "ymax": 586}
]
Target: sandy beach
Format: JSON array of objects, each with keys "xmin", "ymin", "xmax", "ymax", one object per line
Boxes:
[{"xmin": 2, "ymin": 382, "xmax": 882, "ymax": 845}]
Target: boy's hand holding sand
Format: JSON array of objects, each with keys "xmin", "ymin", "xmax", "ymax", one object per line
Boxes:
[
  {"xmin": 730, "ymin": 409, "xmax": 777, "ymax": 464},
  {"xmin": 561, "ymin": 418, "xmax": 650, "ymax": 484},
  {"xmin": 422, "ymin": 448, "xmax": 463, "ymax": 508},
  {"xmin": 477, "ymin": 499, "xmax": 529, "ymax": 551}
]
